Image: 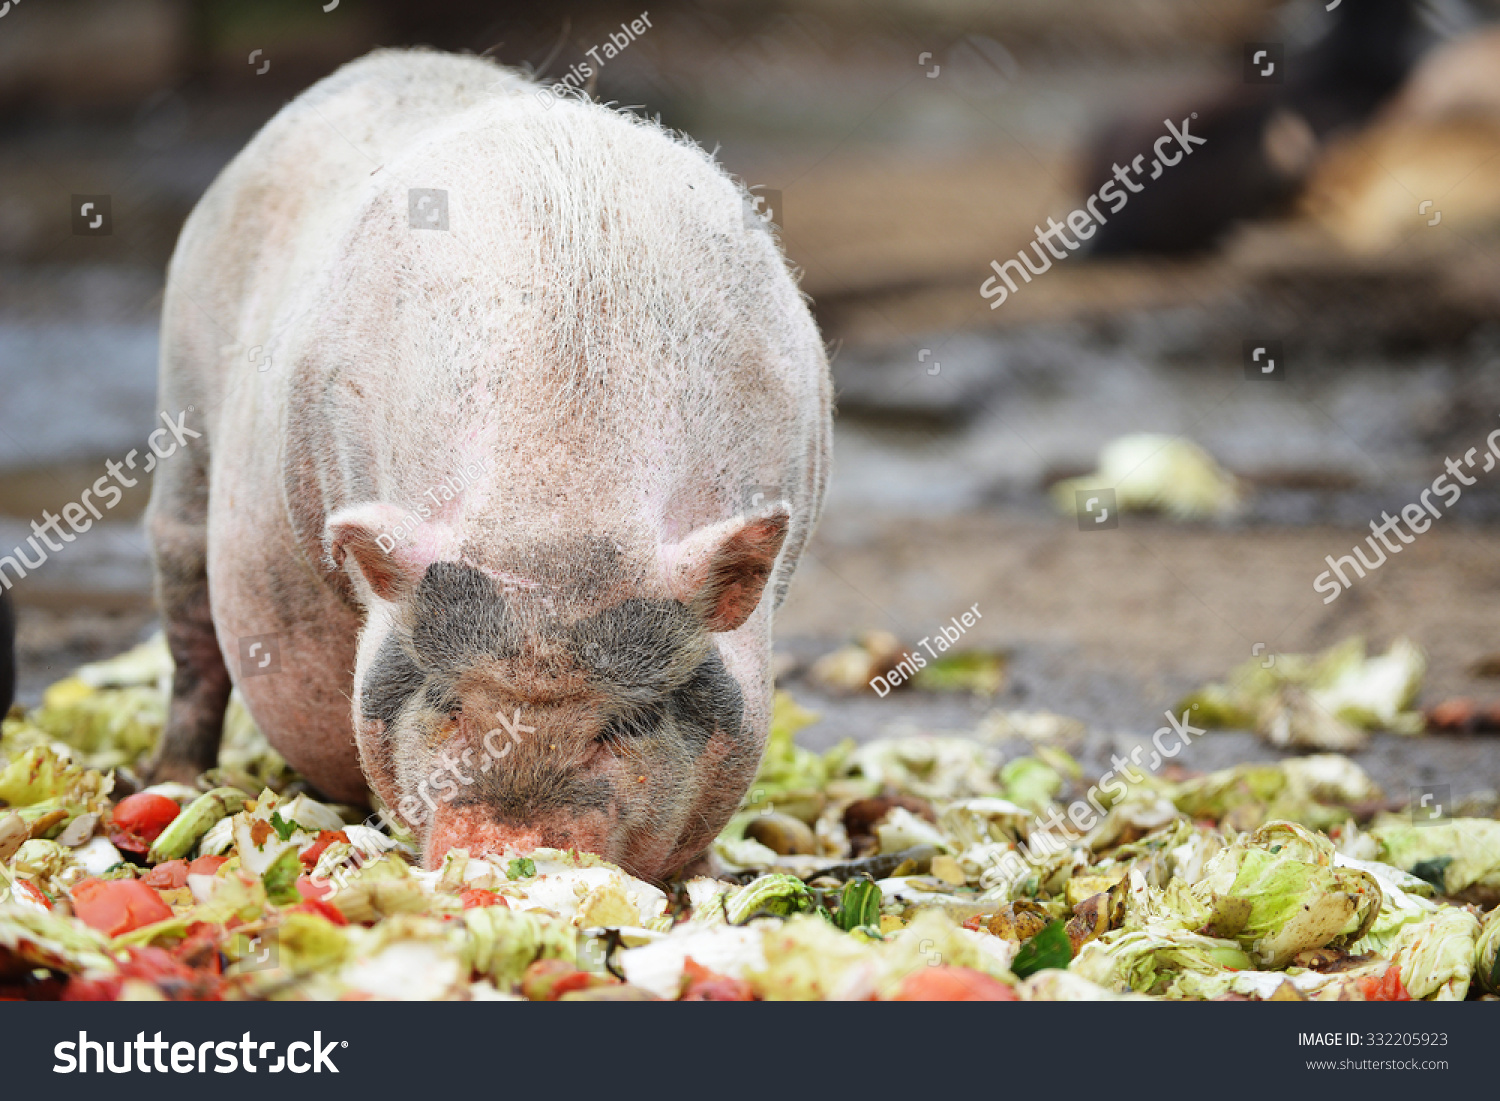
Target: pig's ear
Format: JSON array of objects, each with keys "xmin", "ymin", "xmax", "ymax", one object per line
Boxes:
[
  {"xmin": 325, "ymin": 503, "xmax": 447, "ymax": 603},
  {"xmin": 667, "ymin": 507, "xmax": 790, "ymax": 633}
]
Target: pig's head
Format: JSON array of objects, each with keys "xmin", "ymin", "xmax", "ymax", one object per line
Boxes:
[{"xmin": 325, "ymin": 502, "xmax": 788, "ymax": 881}]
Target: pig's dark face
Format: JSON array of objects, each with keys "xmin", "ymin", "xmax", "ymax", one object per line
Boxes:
[{"xmin": 349, "ymin": 557, "xmax": 769, "ymax": 881}]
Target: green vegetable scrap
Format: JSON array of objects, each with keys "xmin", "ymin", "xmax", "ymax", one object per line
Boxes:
[
  {"xmin": 810, "ymin": 632, "xmax": 1007, "ymax": 698},
  {"xmin": 1367, "ymin": 816, "xmax": 1500, "ymax": 907},
  {"xmin": 148, "ymin": 787, "xmax": 246, "ymax": 863},
  {"xmin": 834, "ymin": 879, "xmax": 883, "ymax": 932},
  {"xmin": 1475, "ymin": 906, "xmax": 1500, "ymax": 996},
  {"xmin": 1012, "ymin": 921, "xmax": 1073, "ymax": 979},
  {"xmin": 1187, "ymin": 823, "xmax": 1381, "ymax": 967},
  {"xmin": 1050, "ymin": 434, "xmax": 1242, "ymax": 520},
  {"xmin": 912, "ymin": 651, "xmax": 1007, "ymax": 698},
  {"xmin": 726, "ymin": 874, "xmax": 813, "ymax": 923},
  {"xmin": 1171, "ymin": 754, "xmax": 1381, "ymax": 833},
  {"xmin": 459, "ymin": 906, "xmax": 577, "ymax": 988},
  {"xmin": 1179, "ymin": 637, "xmax": 1426, "ymax": 750},
  {"xmin": 262, "ymin": 848, "xmax": 303, "ymax": 906},
  {"xmin": 749, "ymin": 692, "xmax": 851, "ymax": 808},
  {"xmin": 269, "ymin": 811, "xmax": 299, "ymax": 843},
  {"xmin": 0, "ymin": 645, "xmax": 1494, "ymax": 1002},
  {"xmin": 1072, "ymin": 929, "xmax": 1255, "ymax": 996},
  {"xmin": 1386, "ymin": 906, "xmax": 1480, "ymax": 1001}
]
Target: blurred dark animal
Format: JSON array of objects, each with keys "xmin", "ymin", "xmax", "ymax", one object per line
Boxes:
[
  {"xmin": 1083, "ymin": 0, "xmax": 1450, "ymax": 254},
  {"xmin": 1301, "ymin": 23, "xmax": 1500, "ymax": 250},
  {"xmin": 0, "ymin": 591, "xmax": 13, "ymax": 716}
]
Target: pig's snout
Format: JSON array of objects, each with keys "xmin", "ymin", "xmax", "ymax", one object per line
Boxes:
[
  {"xmin": 423, "ymin": 815, "xmax": 551, "ymax": 870},
  {"xmin": 409, "ymin": 702, "xmax": 649, "ymax": 874},
  {"xmin": 409, "ymin": 707, "xmax": 746, "ymax": 880},
  {"xmin": 423, "ymin": 811, "xmax": 610, "ymax": 872}
]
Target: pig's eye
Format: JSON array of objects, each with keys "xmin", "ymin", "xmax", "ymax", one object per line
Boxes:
[
  {"xmin": 423, "ymin": 687, "xmax": 462, "ymax": 720},
  {"xmin": 596, "ymin": 706, "xmax": 661, "ymax": 744},
  {"xmin": 425, "ymin": 683, "xmax": 461, "ymax": 718}
]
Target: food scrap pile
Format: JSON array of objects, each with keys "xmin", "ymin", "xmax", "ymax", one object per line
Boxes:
[
  {"xmin": 2, "ymin": 637, "xmax": 1498, "ymax": 1001},
  {"xmin": 1181, "ymin": 636, "xmax": 1428, "ymax": 751}
]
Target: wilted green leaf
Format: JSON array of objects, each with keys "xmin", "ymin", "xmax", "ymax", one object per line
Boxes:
[
  {"xmin": 836, "ymin": 878, "xmax": 882, "ymax": 932},
  {"xmin": 912, "ymin": 651, "xmax": 1007, "ymax": 697},
  {"xmin": 269, "ymin": 810, "xmax": 298, "ymax": 843},
  {"xmin": 262, "ymin": 846, "xmax": 302, "ymax": 905},
  {"xmin": 1012, "ymin": 921, "xmax": 1072, "ymax": 979}
]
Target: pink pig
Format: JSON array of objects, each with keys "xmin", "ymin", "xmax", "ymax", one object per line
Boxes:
[{"xmin": 146, "ymin": 50, "xmax": 831, "ymax": 881}]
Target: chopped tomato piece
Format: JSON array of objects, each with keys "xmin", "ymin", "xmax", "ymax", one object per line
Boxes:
[
  {"xmin": 187, "ymin": 854, "xmax": 228, "ymax": 877},
  {"xmin": 143, "ymin": 860, "xmax": 190, "ymax": 890},
  {"xmin": 520, "ymin": 959, "xmax": 616, "ymax": 1001},
  {"xmin": 70, "ymin": 878, "xmax": 174, "ymax": 938},
  {"xmin": 287, "ymin": 898, "xmax": 348, "ymax": 926},
  {"xmin": 460, "ymin": 888, "xmax": 508, "ymax": 910},
  {"xmin": 15, "ymin": 880, "xmax": 52, "ymax": 909},
  {"xmin": 299, "ymin": 829, "xmax": 349, "ymax": 869},
  {"xmin": 110, "ymin": 793, "xmax": 180, "ymax": 844},
  {"xmin": 295, "ymin": 874, "xmax": 334, "ymax": 902},
  {"xmin": 962, "ymin": 913, "xmax": 986, "ymax": 932},
  {"xmin": 108, "ymin": 793, "xmax": 181, "ymax": 853},
  {"xmin": 541, "ymin": 970, "xmax": 604, "ymax": 1000},
  {"xmin": 1359, "ymin": 966, "xmax": 1412, "ymax": 1002},
  {"xmin": 889, "ymin": 966, "xmax": 1020, "ymax": 1001},
  {"xmin": 680, "ymin": 957, "xmax": 755, "ymax": 1001}
]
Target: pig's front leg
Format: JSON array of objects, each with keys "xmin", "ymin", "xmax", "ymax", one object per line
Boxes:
[{"xmin": 145, "ymin": 488, "xmax": 231, "ymax": 784}]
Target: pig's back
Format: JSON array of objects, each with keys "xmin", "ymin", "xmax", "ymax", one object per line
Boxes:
[
  {"xmin": 162, "ymin": 50, "xmax": 526, "ymax": 414},
  {"xmin": 172, "ymin": 49, "xmax": 829, "ymax": 612}
]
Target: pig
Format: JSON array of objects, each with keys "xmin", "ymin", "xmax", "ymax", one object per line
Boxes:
[{"xmin": 145, "ymin": 50, "xmax": 832, "ymax": 882}]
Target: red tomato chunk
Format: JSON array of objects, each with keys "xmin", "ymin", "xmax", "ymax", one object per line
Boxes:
[
  {"xmin": 71, "ymin": 878, "xmax": 174, "ymax": 937},
  {"xmin": 108, "ymin": 793, "xmax": 180, "ymax": 852}
]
